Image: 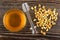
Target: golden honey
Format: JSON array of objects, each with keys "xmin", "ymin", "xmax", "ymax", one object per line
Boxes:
[{"xmin": 3, "ymin": 9, "xmax": 26, "ymax": 32}]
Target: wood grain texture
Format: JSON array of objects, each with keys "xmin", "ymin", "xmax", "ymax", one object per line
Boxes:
[{"xmin": 0, "ymin": 0, "xmax": 60, "ymax": 40}]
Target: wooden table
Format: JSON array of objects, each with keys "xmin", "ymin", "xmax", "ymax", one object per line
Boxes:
[{"xmin": 0, "ymin": 0, "xmax": 60, "ymax": 40}]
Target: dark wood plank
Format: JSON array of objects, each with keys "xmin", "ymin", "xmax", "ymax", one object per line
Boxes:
[{"xmin": 0, "ymin": 0, "xmax": 60, "ymax": 40}]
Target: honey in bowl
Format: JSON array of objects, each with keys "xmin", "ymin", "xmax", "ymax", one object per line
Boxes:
[{"xmin": 3, "ymin": 9, "xmax": 26, "ymax": 32}]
